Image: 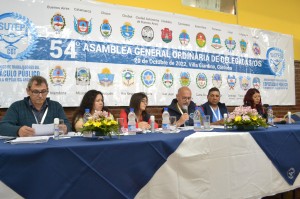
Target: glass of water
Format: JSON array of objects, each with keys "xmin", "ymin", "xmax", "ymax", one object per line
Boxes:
[
  {"xmin": 59, "ymin": 119, "xmax": 65, "ymax": 134},
  {"xmin": 169, "ymin": 116, "xmax": 177, "ymax": 132},
  {"xmin": 203, "ymin": 115, "xmax": 210, "ymax": 129}
]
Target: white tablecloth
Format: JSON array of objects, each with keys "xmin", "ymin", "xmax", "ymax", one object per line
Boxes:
[{"xmin": 136, "ymin": 132, "xmax": 300, "ymax": 199}]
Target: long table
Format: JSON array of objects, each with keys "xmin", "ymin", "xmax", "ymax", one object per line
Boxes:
[{"xmin": 1, "ymin": 125, "xmax": 300, "ymax": 199}]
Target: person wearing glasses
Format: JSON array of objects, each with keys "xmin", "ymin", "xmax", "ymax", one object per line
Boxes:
[
  {"xmin": 0, "ymin": 76, "xmax": 71, "ymax": 137},
  {"xmin": 201, "ymin": 87, "xmax": 228, "ymax": 125},
  {"xmin": 167, "ymin": 86, "xmax": 203, "ymax": 127},
  {"xmin": 119, "ymin": 92, "xmax": 158, "ymax": 129}
]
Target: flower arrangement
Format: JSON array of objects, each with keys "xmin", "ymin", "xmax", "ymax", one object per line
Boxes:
[
  {"xmin": 225, "ymin": 106, "xmax": 268, "ymax": 130},
  {"xmin": 81, "ymin": 110, "xmax": 118, "ymax": 137}
]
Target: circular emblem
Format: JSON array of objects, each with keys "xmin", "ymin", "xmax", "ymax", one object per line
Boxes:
[
  {"xmin": 239, "ymin": 76, "xmax": 251, "ymax": 91},
  {"xmin": 252, "ymin": 77, "xmax": 261, "ymax": 89},
  {"xmin": 122, "ymin": 69, "xmax": 134, "ymax": 86},
  {"xmin": 49, "ymin": 66, "xmax": 66, "ymax": 86},
  {"xmin": 75, "ymin": 67, "xmax": 90, "ymax": 86},
  {"xmin": 0, "ymin": 12, "xmax": 38, "ymax": 61},
  {"xmin": 51, "ymin": 13, "xmax": 66, "ymax": 33},
  {"xmin": 179, "ymin": 72, "xmax": 190, "ymax": 86},
  {"xmin": 196, "ymin": 32, "xmax": 206, "ymax": 48},
  {"xmin": 100, "ymin": 19, "xmax": 112, "ymax": 38},
  {"xmin": 211, "ymin": 34, "xmax": 222, "ymax": 49},
  {"xmin": 252, "ymin": 42, "xmax": 261, "ymax": 55},
  {"xmin": 98, "ymin": 68, "xmax": 114, "ymax": 87},
  {"xmin": 161, "ymin": 28, "xmax": 172, "ymax": 43},
  {"xmin": 227, "ymin": 75, "xmax": 236, "ymax": 90},
  {"xmin": 141, "ymin": 26, "xmax": 154, "ymax": 42},
  {"xmin": 179, "ymin": 30, "xmax": 190, "ymax": 46},
  {"xmin": 267, "ymin": 47, "xmax": 285, "ymax": 76},
  {"xmin": 212, "ymin": 74, "xmax": 222, "ymax": 88},
  {"xmin": 141, "ymin": 69, "xmax": 156, "ymax": 87},
  {"xmin": 196, "ymin": 73, "xmax": 207, "ymax": 89},
  {"xmin": 162, "ymin": 69, "xmax": 174, "ymax": 88},
  {"xmin": 225, "ymin": 37, "xmax": 236, "ymax": 52},
  {"xmin": 240, "ymin": 39, "xmax": 247, "ymax": 53},
  {"xmin": 74, "ymin": 17, "xmax": 92, "ymax": 35},
  {"xmin": 287, "ymin": 168, "xmax": 295, "ymax": 179},
  {"xmin": 121, "ymin": 22, "xmax": 135, "ymax": 40}
]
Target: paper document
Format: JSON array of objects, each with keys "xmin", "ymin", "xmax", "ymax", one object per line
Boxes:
[
  {"xmin": 6, "ymin": 136, "xmax": 50, "ymax": 144},
  {"xmin": 32, "ymin": 123, "xmax": 54, "ymax": 136}
]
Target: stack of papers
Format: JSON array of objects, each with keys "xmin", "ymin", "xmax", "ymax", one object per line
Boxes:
[{"xmin": 6, "ymin": 136, "xmax": 50, "ymax": 144}]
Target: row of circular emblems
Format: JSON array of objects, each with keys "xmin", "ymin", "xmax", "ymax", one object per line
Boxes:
[
  {"xmin": 73, "ymin": 66, "xmax": 262, "ymax": 90},
  {"xmin": 52, "ymin": 13, "xmax": 261, "ymax": 54}
]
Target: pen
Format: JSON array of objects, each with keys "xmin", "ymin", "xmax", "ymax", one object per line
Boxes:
[{"xmin": 4, "ymin": 137, "xmax": 16, "ymax": 143}]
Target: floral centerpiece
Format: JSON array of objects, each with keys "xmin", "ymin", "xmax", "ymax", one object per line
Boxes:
[
  {"xmin": 225, "ymin": 106, "xmax": 268, "ymax": 130},
  {"xmin": 80, "ymin": 110, "xmax": 118, "ymax": 138}
]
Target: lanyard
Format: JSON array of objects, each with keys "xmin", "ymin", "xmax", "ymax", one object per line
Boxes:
[
  {"xmin": 32, "ymin": 107, "xmax": 48, "ymax": 124},
  {"xmin": 177, "ymin": 103, "xmax": 184, "ymax": 114},
  {"xmin": 209, "ymin": 105, "xmax": 221, "ymax": 121}
]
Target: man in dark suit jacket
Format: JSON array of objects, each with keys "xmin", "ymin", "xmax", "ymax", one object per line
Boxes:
[{"xmin": 201, "ymin": 87, "xmax": 228, "ymax": 125}]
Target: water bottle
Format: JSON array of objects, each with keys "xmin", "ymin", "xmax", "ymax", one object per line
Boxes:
[
  {"xmin": 267, "ymin": 106, "xmax": 274, "ymax": 125},
  {"xmin": 223, "ymin": 113, "xmax": 228, "ymax": 130},
  {"xmin": 83, "ymin": 108, "xmax": 92, "ymax": 123},
  {"xmin": 150, "ymin": 115, "xmax": 155, "ymax": 133},
  {"xmin": 54, "ymin": 118, "xmax": 59, "ymax": 140},
  {"xmin": 128, "ymin": 108, "xmax": 136, "ymax": 132},
  {"xmin": 287, "ymin": 111, "xmax": 292, "ymax": 124},
  {"xmin": 193, "ymin": 107, "xmax": 202, "ymax": 131},
  {"xmin": 162, "ymin": 107, "xmax": 170, "ymax": 132}
]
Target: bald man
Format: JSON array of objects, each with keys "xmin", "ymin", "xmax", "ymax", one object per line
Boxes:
[{"xmin": 167, "ymin": 86, "xmax": 203, "ymax": 127}]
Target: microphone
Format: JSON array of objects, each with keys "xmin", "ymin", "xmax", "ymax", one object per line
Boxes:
[{"xmin": 182, "ymin": 105, "xmax": 188, "ymax": 114}]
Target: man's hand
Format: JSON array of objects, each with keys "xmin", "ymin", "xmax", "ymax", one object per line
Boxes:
[
  {"xmin": 177, "ymin": 113, "xmax": 189, "ymax": 127},
  {"xmin": 18, "ymin": 126, "xmax": 35, "ymax": 137}
]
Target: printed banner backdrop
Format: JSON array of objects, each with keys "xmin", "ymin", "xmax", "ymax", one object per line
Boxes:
[{"xmin": 0, "ymin": 0, "xmax": 295, "ymax": 108}]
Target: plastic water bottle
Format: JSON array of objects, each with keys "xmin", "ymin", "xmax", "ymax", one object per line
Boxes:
[
  {"xmin": 150, "ymin": 115, "xmax": 155, "ymax": 133},
  {"xmin": 83, "ymin": 108, "xmax": 92, "ymax": 123},
  {"xmin": 193, "ymin": 107, "xmax": 202, "ymax": 131},
  {"xmin": 267, "ymin": 106, "xmax": 274, "ymax": 125},
  {"xmin": 223, "ymin": 113, "xmax": 228, "ymax": 130},
  {"xmin": 287, "ymin": 111, "xmax": 292, "ymax": 124},
  {"xmin": 54, "ymin": 118, "xmax": 59, "ymax": 140},
  {"xmin": 128, "ymin": 108, "xmax": 136, "ymax": 132},
  {"xmin": 162, "ymin": 107, "xmax": 170, "ymax": 132}
]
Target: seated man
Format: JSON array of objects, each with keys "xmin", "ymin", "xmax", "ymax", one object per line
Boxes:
[
  {"xmin": 201, "ymin": 87, "xmax": 228, "ymax": 125},
  {"xmin": 0, "ymin": 76, "xmax": 71, "ymax": 137},
  {"xmin": 167, "ymin": 86, "xmax": 203, "ymax": 127}
]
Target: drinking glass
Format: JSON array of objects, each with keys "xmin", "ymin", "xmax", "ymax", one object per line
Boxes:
[
  {"xmin": 117, "ymin": 118, "xmax": 125, "ymax": 135},
  {"xmin": 59, "ymin": 119, "xmax": 65, "ymax": 134},
  {"xmin": 203, "ymin": 115, "xmax": 210, "ymax": 129},
  {"xmin": 169, "ymin": 116, "xmax": 177, "ymax": 132}
]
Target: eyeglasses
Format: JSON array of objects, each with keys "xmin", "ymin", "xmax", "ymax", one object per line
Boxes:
[
  {"xmin": 31, "ymin": 89, "xmax": 49, "ymax": 95},
  {"xmin": 182, "ymin": 97, "xmax": 192, "ymax": 101}
]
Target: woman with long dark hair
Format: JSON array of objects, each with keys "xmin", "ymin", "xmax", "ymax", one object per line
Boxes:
[
  {"xmin": 71, "ymin": 90, "xmax": 113, "ymax": 131},
  {"xmin": 120, "ymin": 92, "xmax": 158, "ymax": 129},
  {"xmin": 243, "ymin": 88, "xmax": 265, "ymax": 117}
]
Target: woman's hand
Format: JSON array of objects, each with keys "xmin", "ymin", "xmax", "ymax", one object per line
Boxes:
[{"xmin": 138, "ymin": 121, "xmax": 150, "ymax": 130}]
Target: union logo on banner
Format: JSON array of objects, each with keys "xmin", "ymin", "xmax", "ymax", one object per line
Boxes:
[
  {"xmin": 196, "ymin": 73, "xmax": 207, "ymax": 89},
  {"xmin": 100, "ymin": 19, "xmax": 112, "ymax": 38},
  {"xmin": 227, "ymin": 75, "xmax": 236, "ymax": 90},
  {"xmin": 0, "ymin": 12, "xmax": 38, "ymax": 61},
  {"xmin": 49, "ymin": 65, "xmax": 66, "ymax": 86},
  {"xmin": 162, "ymin": 69, "xmax": 174, "ymax": 88},
  {"xmin": 239, "ymin": 76, "xmax": 251, "ymax": 91},
  {"xmin": 212, "ymin": 74, "xmax": 222, "ymax": 88},
  {"xmin": 122, "ymin": 69, "xmax": 134, "ymax": 86},
  {"xmin": 74, "ymin": 17, "xmax": 92, "ymax": 35},
  {"xmin": 211, "ymin": 34, "xmax": 222, "ymax": 49},
  {"xmin": 120, "ymin": 22, "xmax": 135, "ymax": 40},
  {"xmin": 141, "ymin": 26, "xmax": 154, "ymax": 42},
  {"xmin": 267, "ymin": 47, "xmax": 285, "ymax": 76},
  {"xmin": 141, "ymin": 69, "xmax": 156, "ymax": 87},
  {"xmin": 252, "ymin": 77, "xmax": 261, "ymax": 89},
  {"xmin": 179, "ymin": 72, "xmax": 190, "ymax": 86},
  {"xmin": 161, "ymin": 28, "xmax": 172, "ymax": 43},
  {"xmin": 225, "ymin": 37, "xmax": 236, "ymax": 52},
  {"xmin": 179, "ymin": 30, "xmax": 190, "ymax": 46},
  {"xmin": 98, "ymin": 68, "xmax": 114, "ymax": 87},
  {"xmin": 51, "ymin": 13, "xmax": 66, "ymax": 33},
  {"xmin": 75, "ymin": 67, "xmax": 90, "ymax": 86},
  {"xmin": 196, "ymin": 32, "xmax": 206, "ymax": 48}
]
